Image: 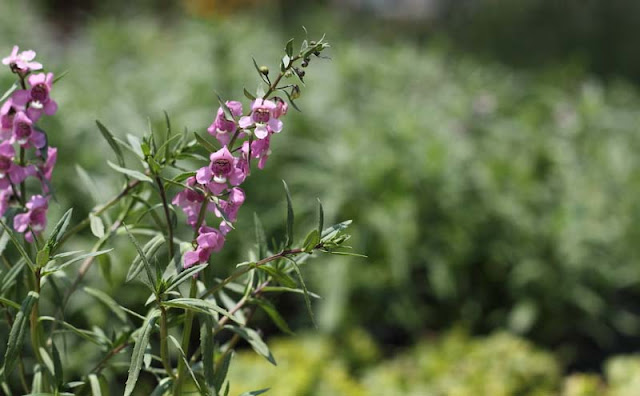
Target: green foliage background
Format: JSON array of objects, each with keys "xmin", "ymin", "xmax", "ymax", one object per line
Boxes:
[{"xmin": 3, "ymin": 0, "xmax": 640, "ymax": 393}]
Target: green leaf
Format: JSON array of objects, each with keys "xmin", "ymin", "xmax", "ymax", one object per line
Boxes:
[
  {"xmin": 89, "ymin": 214, "xmax": 105, "ymax": 239},
  {"xmin": 53, "ymin": 70, "xmax": 69, "ymax": 84},
  {"xmin": 43, "ymin": 249, "xmax": 112, "ymax": 274},
  {"xmin": 0, "ymin": 82, "xmax": 18, "ymax": 102},
  {"xmin": 239, "ymin": 389, "xmax": 270, "ymax": 396},
  {"xmin": 216, "ymin": 93, "xmax": 234, "ymax": 121},
  {"xmin": 172, "ymin": 171, "xmax": 196, "ymax": 184},
  {"xmin": 46, "ymin": 208, "xmax": 73, "ymax": 250},
  {"xmin": 285, "ymin": 38, "xmax": 294, "ymax": 57},
  {"xmin": 168, "ymin": 335, "xmax": 206, "ymax": 395},
  {"xmin": 256, "ymin": 265, "xmax": 297, "ymax": 288},
  {"xmin": 38, "ymin": 347, "xmax": 55, "ymax": 381},
  {"xmin": 243, "ymin": 88, "xmax": 256, "ymax": 101},
  {"xmin": 0, "ymin": 219, "xmax": 35, "ymax": 272},
  {"xmin": 124, "ymin": 309, "xmax": 160, "ymax": 396},
  {"xmin": 96, "ymin": 120, "xmax": 125, "ymax": 167},
  {"xmin": 281, "ymin": 55, "xmax": 291, "ymax": 71},
  {"xmin": 0, "ymin": 296, "xmax": 20, "ymax": 309},
  {"xmin": 213, "ymin": 351, "xmax": 232, "ymax": 392},
  {"xmin": 283, "ymin": 256, "xmax": 316, "ymax": 327},
  {"xmin": 253, "ymin": 213, "xmax": 267, "ymax": 259},
  {"xmin": 107, "ymin": 161, "xmax": 153, "ymax": 183},
  {"xmin": 163, "ymin": 298, "xmax": 243, "ymax": 325},
  {"xmin": 224, "ymin": 325, "xmax": 276, "ymax": 365},
  {"xmin": 88, "ymin": 374, "xmax": 101, "ymax": 396},
  {"xmin": 51, "ymin": 342, "xmax": 63, "ymax": 388},
  {"xmin": 321, "ymin": 220, "xmax": 352, "ymax": 240},
  {"xmin": 302, "ymin": 229, "xmax": 320, "ymax": 253},
  {"xmin": 2, "ymin": 291, "xmax": 39, "ymax": 377},
  {"xmin": 39, "ymin": 316, "xmax": 106, "ymax": 345},
  {"xmin": 83, "ymin": 287, "xmax": 128, "ymax": 323},
  {"xmin": 150, "ymin": 377, "xmax": 173, "ymax": 396},
  {"xmin": 36, "ymin": 246, "xmax": 50, "ymax": 268},
  {"xmin": 200, "ymin": 315, "xmax": 215, "ymax": 389},
  {"xmin": 280, "ymin": 88, "xmax": 302, "ymax": 112},
  {"xmin": 282, "ymin": 181, "xmax": 294, "ymax": 248},
  {"xmin": 165, "ymin": 263, "xmax": 208, "ymax": 293},
  {"xmin": 0, "ymin": 226, "xmax": 11, "ymax": 257},
  {"xmin": 253, "ymin": 298, "xmax": 293, "ymax": 335},
  {"xmin": 126, "ymin": 233, "xmax": 164, "ymax": 284},
  {"xmin": 317, "ymin": 199, "xmax": 324, "ymax": 237},
  {"xmin": 194, "ymin": 132, "xmax": 219, "ymax": 154},
  {"xmin": 252, "ymin": 57, "xmax": 270, "ymax": 85},
  {"xmin": 0, "ymin": 260, "xmax": 25, "ymax": 295}
]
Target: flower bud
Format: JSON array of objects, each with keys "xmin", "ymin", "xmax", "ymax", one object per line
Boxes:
[
  {"xmin": 291, "ymin": 85, "xmax": 301, "ymax": 99},
  {"xmin": 259, "ymin": 66, "xmax": 269, "ymax": 76}
]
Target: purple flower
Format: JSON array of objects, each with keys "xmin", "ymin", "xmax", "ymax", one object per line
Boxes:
[
  {"xmin": 14, "ymin": 194, "xmax": 48, "ymax": 243},
  {"xmin": 2, "ymin": 46, "xmax": 42, "ymax": 73},
  {"xmin": 0, "ymin": 189, "xmax": 11, "ymax": 217},
  {"xmin": 39, "ymin": 147, "xmax": 57, "ymax": 192},
  {"xmin": 242, "ymin": 135, "xmax": 272, "ymax": 170},
  {"xmin": 0, "ymin": 141, "xmax": 36, "ymax": 190},
  {"xmin": 273, "ymin": 97, "xmax": 289, "ymax": 119},
  {"xmin": 214, "ymin": 187, "xmax": 245, "ymax": 224},
  {"xmin": 12, "ymin": 72, "xmax": 58, "ymax": 121},
  {"xmin": 207, "ymin": 101, "xmax": 243, "ymax": 146},
  {"xmin": 183, "ymin": 225, "xmax": 225, "ymax": 270},
  {"xmin": 196, "ymin": 146, "xmax": 247, "ymax": 195},
  {"xmin": 0, "ymin": 98, "xmax": 23, "ymax": 140},
  {"xmin": 172, "ymin": 176, "xmax": 206, "ymax": 227},
  {"xmin": 238, "ymin": 98, "xmax": 283, "ymax": 139},
  {"xmin": 11, "ymin": 111, "xmax": 45, "ymax": 148}
]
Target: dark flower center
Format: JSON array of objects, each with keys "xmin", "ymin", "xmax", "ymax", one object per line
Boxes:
[
  {"xmin": 31, "ymin": 84, "xmax": 48, "ymax": 103},
  {"xmin": 15, "ymin": 122, "xmax": 31, "ymax": 139},
  {"xmin": 212, "ymin": 159, "xmax": 232, "ymax": 176},
  {"xmin": 0, "ymin": 157, "xmax": 11, "ymax": 172},
  {"xmin": 253, "ymin": 108, "xmax": 270, "ymax": 123}
]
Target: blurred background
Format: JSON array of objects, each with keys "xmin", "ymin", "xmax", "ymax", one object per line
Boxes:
[{"xmin": 4, "ymin": 0, "xmax": 640, "ymax": 394}]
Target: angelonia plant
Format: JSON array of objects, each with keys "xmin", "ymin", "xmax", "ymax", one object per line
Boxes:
[{"xmin": 0, "ymin": 35, "xmax": 356, "ymax": 395}]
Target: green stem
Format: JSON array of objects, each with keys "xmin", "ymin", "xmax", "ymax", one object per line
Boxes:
[
  {"xmin": 174, "ymin": 277, "xmax": 198, "ymax": 395},
  {"xmin": 159, "ymin": 306, "xmax": 175, "ymax": 380},
  {"xmin": 29, "ymin": 269, "xmax": 43, "ymax": 365},
  {"xmin": 154, "ymin": 176, "xmax": 175, "ymax": 262},
  {"xmin": 263, "ymin": 55, "xmax": 301, "ymax": 99}
]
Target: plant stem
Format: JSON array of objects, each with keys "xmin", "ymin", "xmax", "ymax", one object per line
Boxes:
[
  {"xmin": 263, "ymin": 55, "xmax": 301, "ymax": 99},
  {"xmin": 159, "ymin": 305, "xmax": 175, "ymax": 380},
  {"xmin": 29, "ymin": 269, "xmax": 43, "ymax": 365},
  {"xmin": 154, "ymin": 176, "xmax": 175, "ymax": 262},
  {"xmin": 174, "ymin": 277, "xmax": 197, "ymax": 395}
]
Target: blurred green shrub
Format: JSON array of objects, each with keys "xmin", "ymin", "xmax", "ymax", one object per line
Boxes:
[{"xmin": 229, "ymin": 330, "xmax": 560, "ymax": 396}]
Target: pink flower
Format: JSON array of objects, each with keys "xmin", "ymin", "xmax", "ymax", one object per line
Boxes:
[
  {"xmin": 11, "ymin": 111, "xmax": 46, "ymax": 148},
  {"xmin": 14, "ymin": 195, "xmax": 48, "ymax": 243},
  {"xmin": 242, "ymin": 135, "xmax": 272, "ymax": 170},
  {"xmin": 12, "ymin": 72, "xmax": 58, "ymax": 121},
  {"xmin": 0, "ymin": 141, "xmax": 36, "ymax": 190},
  {"xmin": 273, "ymin": 97, "xmax": 288, "ymax": 118},
  {"xmin": 2, "ymin": 46, "xmax": 42, "ymax": 73},
  {"xmin": 196, "ymin": 146, "xmax": 247, "ymax": 195},
  {"xmin": 39, "ymin": 147, "xmax": 57, "ymax": 192},
  {"xmin": 172, "ymin": 176, "xmax": 206, "ymax": 227},
  {"xmin": 183, "ymin": 225, "xmax": 225, "ymax": 270},
  {"xmin": 214, "ymin": 187, "xmax": 245, "ymax": 223},
  {"xmin": 238, "ymin": 98, "xmax": 283, "ymax": 139},
  {"xmin": 207, "ymin": 101, "xmax": 243, "ymax": 146},
  {"xmin": 0, "ymin": 98, "xmax": 23, "ymax": 140}
]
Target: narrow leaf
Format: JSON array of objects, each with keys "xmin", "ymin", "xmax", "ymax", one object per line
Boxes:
[
  {"xmin": 213, "ymin": 351, "xmax": 232, "ymax": 392},
  {"xmin": 317, "ymin": 199, "xmax": 324, "ymax": 237},
  {"xmin": 2, "ymin": 291, "xmax": 39, "ymax": 377},
  {"xmin": 52, "ymin": 342, "xmax": 63, "ymax": 388},
  {"xmin": 224, "ymin": 325, "xmax": 276, "ymax": 365},
  {"xmin": 168, "ymin": 335, "xmax": 205, "ymax": 395},
  {"xmin": 165, "ymin": 263, "xmax": 208, "ymax": 293},
  {"xmin": 243, "ymin": 88, "xmax": 256, "ymax": 101},
  {"xmin": 83, "ymin": 287, "xmax": 128, "ymax": 323},
  {"xmin": 0, "ymin": 82, "xmax": 18, "ymax": 102},
  {"xmin": 125, "ymin": 233, "xmax": 163, "ymax": 284},
  {"xmin": 285, "ymin": 38, "xmax": 294, "ymax": 57},
  {"xmin": 253, "ymin": 213, "xmax": 266, "ymax": 259},
  {"xmin": 194, "ymin": 132, "xmax": 219, "ymax": 153},
  {"xmin": 88, "ymin": 374, "xmax": 102, "ymax": 396},
  {"xmin": 0, "ymin": 219, "xmax": 35, "ymax": 272},
  {"xmin": 89, "ymin": 214, "xmax": 105, "ymax": 239},
  {"xmin": 107, "ymin": 161, "xmax": 153, "ymax": 183},
  {"xmin": 253, "ymin": 298, "xmax": 293, "ymax": 335},
  {"xmin": 256, "ymin": 266, "xmax": 297, "ymax": 288},
  {"xmin": 46, "ymin": 208, "xmax": 73, "ymax": 249},
  {"xmin": 239, "ymin": 389, "xmax": 270, "ymax": 396},
  {"xmin": 96, "ymin": 120, "xmax": 125, "ymax": 167},
  {"xmin": 43, "ymin": 249, "xmax": 112, "ymax": 274},
  {"xmin": 200, "ymin": 315, "xmax": 215, "ymax": 389},
  {"xmin": 163, "ymin": 298, "xmax": 243, "ymax": 325},
  {"xmin": 283, "ymin": 256, "xmax": 316, "ymax": 327},
  {"xmin": 302, "ymin": 229, "xmax": 320, "ymax": 253},
  {"xmin": 124, "ymin": 309, "xmax": 160, "ymax": 396},
  {"xmin": 282, "ymin": 180, "xmax": 294, "ymax": 248}
]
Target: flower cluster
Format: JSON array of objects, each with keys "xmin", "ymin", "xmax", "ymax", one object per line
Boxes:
[
  {"xmin": 174, "ymin": 97, "xmax": 288, "ymax": 270},
  {"xmin": 1, "ymin": 46, "xmax": 58, "ymax": 242}
]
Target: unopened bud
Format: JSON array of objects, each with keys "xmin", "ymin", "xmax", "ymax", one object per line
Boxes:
[
  {"xmin": 259, "ymin": 66, "xmax": 269, "ymax": 75},
  {"xmin": 291, "ymin": 85, "xmax": 301, "ymax": 99},
  {"xmin": 301, "ymin": 58, "xmax": 310, "ymax": 68}
]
